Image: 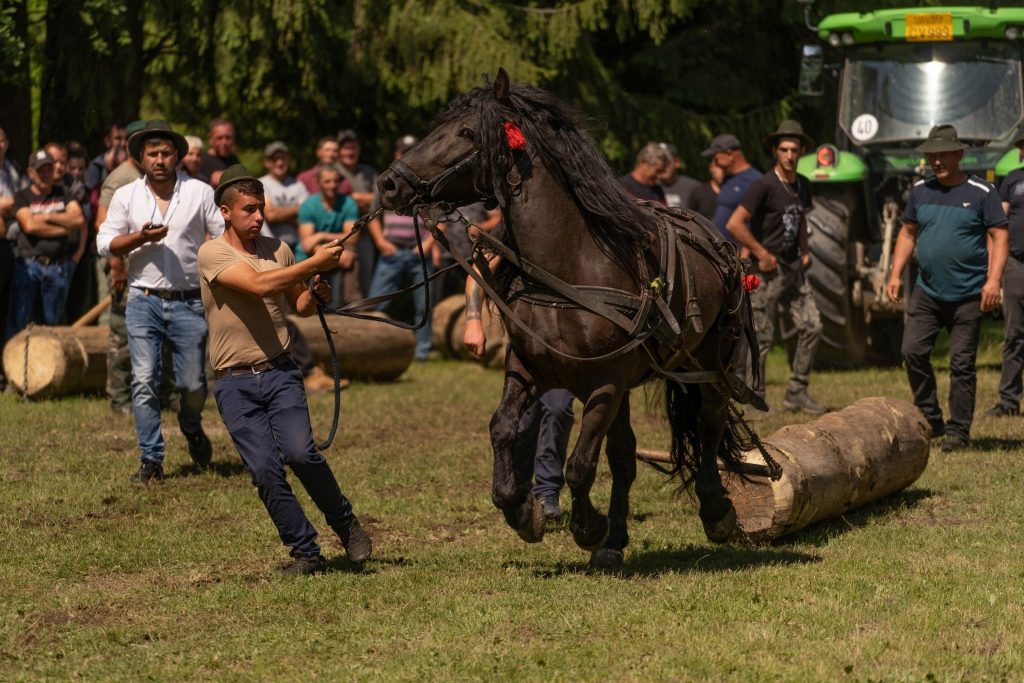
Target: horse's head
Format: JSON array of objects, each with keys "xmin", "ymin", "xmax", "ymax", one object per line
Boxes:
[{"xmin": 378, "ymin": 68, "xmax": 518, "ymax": 214}]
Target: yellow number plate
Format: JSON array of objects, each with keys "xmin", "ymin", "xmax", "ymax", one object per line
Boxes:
[{"xmin": 905, "ymin": 12, "xmax": 953, "ymax": 42}]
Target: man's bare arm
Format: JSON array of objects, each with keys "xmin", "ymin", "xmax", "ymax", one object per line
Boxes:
[
  {"xmin": 885, "ymin": 222, "xmax": 919, "ymax": 304},
  {"xmin": 16, "ymin": 207, "xmax": 71, "ymax": 238}
]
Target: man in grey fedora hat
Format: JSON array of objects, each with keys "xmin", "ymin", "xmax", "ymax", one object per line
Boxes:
[
  {"xmin": 886, "ymin": 124, "xmax": 1008, "ymax": 452},
  {"xmin": 98, "ymin": 119, "xmax": 225, "ymax": 482},
  {"xmin": 986, "ymin": 130, "xmax": 1024, "ymax": 418},
  {"xmin": 727, "ymin": 119, "xmax": 824, "ymax": 415}
]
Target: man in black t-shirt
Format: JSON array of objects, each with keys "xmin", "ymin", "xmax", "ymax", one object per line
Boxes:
[
  {"xmin": 7, "ymin": 149, "xmax": 86, "ymax": 337},
  {"xmin": 619, "ymin": 143, "xmax": 670, "ymax": 205},
  {"xmin": 988, "ymin": 134, "xmax": 1024, "ymax": 417},
  {"xmin": 726, "ymin": 120, "xmax": 823, "ymax": 414}
]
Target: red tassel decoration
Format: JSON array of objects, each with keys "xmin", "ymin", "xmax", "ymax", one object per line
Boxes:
[
  {"xmin": 504, "ymin": 121, "xmax": 527, "ymax": 150},
  {"xmin": 742, "ymin": 274, "xmax": 761, "ymax": 291}
]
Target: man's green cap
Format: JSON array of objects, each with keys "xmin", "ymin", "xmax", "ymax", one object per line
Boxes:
[
  {"xmin": 125, "ymin": 120, "xmax": 147, "ymax": 140},
  {"xmin": 916, "ymin": 124, "xmax": 967, "ymax": 154},
  {"xmin": 764, "ymin": 119, "xmax": 814, "ymax": 151},
  {"xmin": 128, "ymin": 119, "xmax": 188, "ymax": 161},
  {"xmin": 215, "ymin": 164, "xmax": 262, "ymax": 205}
]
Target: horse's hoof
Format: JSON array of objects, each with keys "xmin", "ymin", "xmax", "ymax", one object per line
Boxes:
[
  {"xmin": 588, "ymin": 548, "xmax": 624, "ymax": 571},
  {"xmin": 702, "ymin": 504, "xmax": 741, "ymax": 544},
  {"xmin": 515, "ymin": 497, "xmax": 546, "ymax": 544},
  {"xmin": 572, "ymin": 515, "xmax": 609, "ymax": 551}
]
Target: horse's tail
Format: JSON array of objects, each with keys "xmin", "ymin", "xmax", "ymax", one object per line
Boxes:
[
  {"xmin": 664, "ymin": 380, "xmax": 702, "ymax": 487},
  {"xmin": 663, "ymin": 380, "xmax": 755, "ymax": 489}
]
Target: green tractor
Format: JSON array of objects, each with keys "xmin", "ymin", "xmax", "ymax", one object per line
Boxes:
[{"xmin": 795, "ymin": 3, "xmax": 1024, "ymax": 367}]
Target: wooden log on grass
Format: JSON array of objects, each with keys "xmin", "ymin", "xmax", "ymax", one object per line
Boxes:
[
  {"xmin": 639, "ymin": 397, "xmax": 930, "ymax": 542},
  {"xmin": 287, "ymin": 313, "xmax": 414, "ymax": 382},
  {"xmin": 2, "ymin": 325, "xmax": 109, "ymax": 400},
  {"xmin": 431, "ymin": 294, "xmax": 505, "ymax": 368}
]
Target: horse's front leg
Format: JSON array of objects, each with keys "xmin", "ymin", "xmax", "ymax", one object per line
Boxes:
[
  {"xmin": 566, "ymin": 384, "xmax": 622, "ymax": 552},
  {"xmin": 490, "ymin": 350, "xmax": 546, "ymax": 543},
  {"xmin": 590, "ymin": 391, "xmax": 636, "ymax": 570}
]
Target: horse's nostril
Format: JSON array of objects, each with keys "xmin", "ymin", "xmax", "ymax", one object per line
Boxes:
[{"xmin": 383, "ymin": 177, "xmax": 397, "ymax": 194}]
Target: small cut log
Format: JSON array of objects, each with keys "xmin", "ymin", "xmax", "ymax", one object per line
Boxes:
[
  {"xmin": 2, "ymin": 325, "xmax": 109, "ymax": 400},
  {"xmin": 287, "ymin": 312, "xmax": 415, "ymax": 382}
]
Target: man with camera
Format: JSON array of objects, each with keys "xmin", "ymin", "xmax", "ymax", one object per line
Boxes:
[{"xmin": 97, "ymin": 120, "xmax": 225, "ymax": 483}]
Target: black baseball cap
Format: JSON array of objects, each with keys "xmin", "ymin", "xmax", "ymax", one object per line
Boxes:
[
  {"xmin": 701, "ymin": 133, "xmax": 741, "ymax": 158},
  {"xmin": 337, "ymin": 129, "xmax": 358, "ymax": 145}
]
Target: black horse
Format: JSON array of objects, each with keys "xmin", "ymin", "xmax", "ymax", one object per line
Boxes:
[{"xmin": 377, "ymin": 69, "xmax": 766, "ymax": 569}]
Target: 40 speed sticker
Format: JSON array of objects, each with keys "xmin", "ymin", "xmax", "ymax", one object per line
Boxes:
[{"xmin": 850, "ymin": 114, "xmax": 879, "ymax": 142}]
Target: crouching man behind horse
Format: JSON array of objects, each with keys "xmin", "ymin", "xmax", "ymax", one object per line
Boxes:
[{"xmin": 198, "ymin": 165, "xmax": 372, "ymax": 575}]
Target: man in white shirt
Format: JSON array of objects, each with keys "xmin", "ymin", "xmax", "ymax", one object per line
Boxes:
[{"xmin": 97, "ymin": 120, "xmax": 225, "ymax": 483}]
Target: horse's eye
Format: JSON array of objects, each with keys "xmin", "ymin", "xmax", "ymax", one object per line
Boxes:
[{"xmin": 458, "ymin": 128, "xmax": 476, "ymax": 142}]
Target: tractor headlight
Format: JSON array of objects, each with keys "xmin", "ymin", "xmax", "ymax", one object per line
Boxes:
[
  {"xmin": 828, "ymin": 33, "xmax": 842, "ymax": 47},
  {"xmin": 841, "ymin": 32, "xmax": 855, "ymax": 46},
  {"xmin": 1007, "ymin": 26, "xmax": 1020, "ymax": 40}
]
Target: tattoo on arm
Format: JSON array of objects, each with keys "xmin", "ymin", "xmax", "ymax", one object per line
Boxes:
[{"xmin": 466, "ymin": 281, "xmax": 483, "ymax": 320}]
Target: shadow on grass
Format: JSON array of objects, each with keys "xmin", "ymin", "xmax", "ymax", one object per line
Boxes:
[
  {"xmin": 171, "ymin": 461, "xmax": 247, "ymax": 478},
  {"xmin": 969, "ymin": 437, "xmax": 1024, "ymax": 451},
  {"xmin": 527, "ymin": 545, "xmax": 820, "ymax": 578},
  {"xmin": 781, "ymin": 487, "xmax": 933, "ymax": 548}
]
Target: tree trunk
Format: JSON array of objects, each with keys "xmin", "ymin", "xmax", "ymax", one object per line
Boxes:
[
  {"xmin": 638, "ymin": 397, "xmax": 930, "ymax": 542},
  {"xmin": 431, "ymin": 294, "xmax": 504, "ymax": 368},
  {"xmin": 2, "ymin": 325, "xmax": 108, "ymax": 400},
  {"xmin": 721, "ymin": 397, "xmax": 930, "ymax": 542},
  {"xmin": 0, "ymin": 0, "xmax": 32, "ymax": 161},
  {"xmin": 287, "ymin": 313, "xmax": 414, "ymax": 382}
]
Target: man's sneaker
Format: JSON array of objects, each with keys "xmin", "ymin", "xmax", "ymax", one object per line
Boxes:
[
  {"xmin": 187, "ymin": 430, "xmax": 212, "ymax": 468},
  {"xmin": 540, "ymin": 499, "xmax": 563, "ymax": 522},
  {"xmin": 940, "ymin": 435, "xmax": 968, "ymax": 453},
  {"xmin": 281, "ymin": 553, "xmax": 326, "ymax": 576},
  {"xmin": 782, "ymin": 389, "xmax": 827, "ymax": 415},
  {"xmin": 129, "ymin": 461, "xmax": 163, "ymax": 484},
  {"xmin": 984, "ymin": 404, "xmax": 1018, "ymax": 418},
  {"xmin": 337, "ymin": 517, "xmax": 373, "ymax": 563},
  {"xmin": 927, "ymin": 419, "xmax": 946, "ymax": 439}
]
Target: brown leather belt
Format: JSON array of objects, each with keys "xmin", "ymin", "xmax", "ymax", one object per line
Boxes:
[
  {"xmin": 139, "ymin": 287, "xmax": 202, "ymax": 301},
  {"xmin": 214, "ymin": 355, "xmax": 291, "ymax": 379}
]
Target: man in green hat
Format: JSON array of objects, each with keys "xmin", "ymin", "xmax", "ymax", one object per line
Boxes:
[
  {"xmin": 97, "ymin": 119, "xmax": 224, "ymax": 483},
  {"xmin": 726, "ymin": 119, "xmax": 824, "ymax": 415},
  {"xmin": 886, "ymin": 124, "xmax": 1008, "ymax": 452},
  {"xmin": 198, "ymin": 164, "xmax": 372, "ymax": 575}
]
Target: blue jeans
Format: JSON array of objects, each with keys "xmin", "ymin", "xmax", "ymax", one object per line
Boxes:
[
  {"xmin": 6, "ymin": 257, "xmax": 75, "ymax": 338},
  {"xmin": 513, "ymin": 389, "xmax": 575, "ymax": 505},
  {"xmin": 125, "ymin": 288, "xmax": 208, "ymax": 463},
  {"xmin": 214, "ymin": 362, "xmax": 354, "ymax": 556},
  {"xmin": 368, "ymin": 248, "xmax": 434, "ymax": 359}
]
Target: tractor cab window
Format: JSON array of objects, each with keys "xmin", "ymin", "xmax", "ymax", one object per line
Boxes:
[{"xmin": 840, "ymin": 42, "xmax": 1022, "ymax": 145}]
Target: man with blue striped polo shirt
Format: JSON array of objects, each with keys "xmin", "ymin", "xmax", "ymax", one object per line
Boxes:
[{"xmin": 886, "ymin": 124, "xmax": 1008, "ymax": 453}]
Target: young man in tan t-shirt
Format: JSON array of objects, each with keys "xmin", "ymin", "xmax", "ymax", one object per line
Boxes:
[{"xmin": 198, "ymin": 164, "xmax": 372, "ymax": 576}]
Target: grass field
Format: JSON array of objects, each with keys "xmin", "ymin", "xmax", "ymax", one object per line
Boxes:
[{"xmin": 2, "ymin": 325, "xmax": 1023, "ymax": 681}]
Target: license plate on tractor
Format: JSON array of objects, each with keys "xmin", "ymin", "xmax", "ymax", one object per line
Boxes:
[{"xmin": 905, "ymin": 12, "xmax": 953, "ymax": 42}]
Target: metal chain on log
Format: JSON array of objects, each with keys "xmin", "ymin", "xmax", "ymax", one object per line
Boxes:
[{"xmin": 21, "ymin": 323, "xmax": 32, "ymax": 401}]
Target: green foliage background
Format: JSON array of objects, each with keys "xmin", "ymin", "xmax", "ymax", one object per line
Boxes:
[{"xmin": 0, "ymin": 0, "xmax": 951, "ymax": 175}]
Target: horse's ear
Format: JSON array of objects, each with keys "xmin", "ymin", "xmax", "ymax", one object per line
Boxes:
[{"xmin": 494, "ymin": 67, "xmax": 511, "ymax": 104}]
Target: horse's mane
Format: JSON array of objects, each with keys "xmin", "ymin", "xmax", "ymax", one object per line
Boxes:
[{"xmin": 439, "ymin": 82, "xmax": 652, "ymax": 277}]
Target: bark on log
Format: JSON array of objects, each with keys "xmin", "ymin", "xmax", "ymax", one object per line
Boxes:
[
  {"xmin": 2, "ymin": 325, "xmax": 109, "ymax": 400},
  {"xmin": 722, "ymin": 397, "xmax": 930, "ymax": 542},
  {"xmin": 431, "ymin": 294, "xmax": 505, "ymax": 368},
  {"xmin": 287, "ymin": 313, "xmax": 414, "ymax": 382},
  {"xmin": 637, "ymin": 397, "xmax": 929, "ymax": 542}
]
